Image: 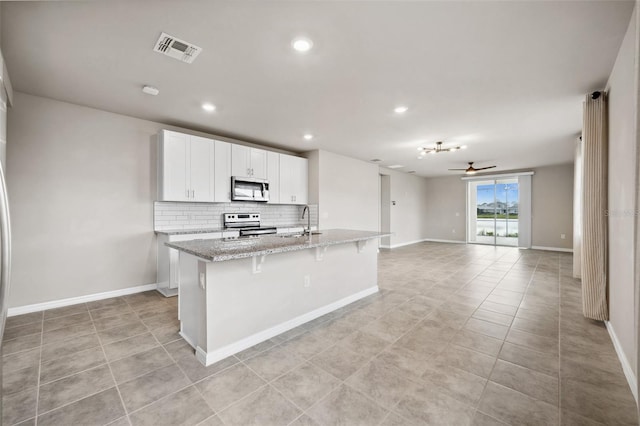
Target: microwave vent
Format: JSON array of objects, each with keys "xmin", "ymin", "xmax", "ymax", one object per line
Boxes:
[{"xmin": 153, "ymin": 32, "xmax": 202, "ymax": 64}]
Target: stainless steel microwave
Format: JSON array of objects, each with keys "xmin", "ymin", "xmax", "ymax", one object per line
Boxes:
[{"xmin": 231, "ymin": 177, "xmax": 270, "ymax": 202}]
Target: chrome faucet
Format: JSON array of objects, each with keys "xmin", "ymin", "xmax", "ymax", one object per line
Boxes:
[{"xmin": 301, "ymin": 205, "xmax": 311, "ymax": 235}]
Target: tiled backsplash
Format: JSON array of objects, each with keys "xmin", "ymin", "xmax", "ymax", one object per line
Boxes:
[{"xmin": 154, "ymin": 202, "xmax": 318, "ymax": 231}]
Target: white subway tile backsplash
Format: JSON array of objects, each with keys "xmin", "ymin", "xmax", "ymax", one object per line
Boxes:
[{"xmin": 153, "ymin": 201, "xmax": 318, "ymax": 231}]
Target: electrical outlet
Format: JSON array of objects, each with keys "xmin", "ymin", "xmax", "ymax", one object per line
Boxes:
[
  {"xmin": 560, "ymin": 234, "xmax": 566, "ymax": 240},
  {"xmin": 304, "ymin": 275, "xmax": 311, "ymax": 288}
]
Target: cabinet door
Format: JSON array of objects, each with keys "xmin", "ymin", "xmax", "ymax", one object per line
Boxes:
[
  {"xmin": 250, "ymin": 148, "xmax": 268, "ymax": 179},
  {"xmin": 267, "ymin": 151, "xmax": 280, "ymax": 203},
  {"xmin": 159, "ymin": 131, "xmax": 189, "ymax": 201},
  {"xmin": 189, "ymin": 136, "xmax": 213, "ymax": 202},
  {"xmin": 279, "ymin": 154, "xmax": 294, "ymax": 203},
  {"xmin": 214, "ymin": 140, "xmax": 232, "ymax": 202},
  {"xmin": 231, "ymin": 144, "xmax": 250, "ymax": 177},
  {"xmin": 293, "ymin": 156, "xmax": 309, "ymax": 205}
]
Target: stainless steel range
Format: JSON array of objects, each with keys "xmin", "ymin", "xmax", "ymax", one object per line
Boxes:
[{"xmin": 223, "ymin": 213, "xmax": 277, "ymax": 237}]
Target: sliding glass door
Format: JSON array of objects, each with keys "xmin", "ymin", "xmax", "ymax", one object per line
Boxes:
[{"xmin": 468, "ymin": 178, "xmax": 519, "ymax": 247}]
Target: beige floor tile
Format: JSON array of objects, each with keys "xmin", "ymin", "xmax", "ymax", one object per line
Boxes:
[
  {"xmin": 150, "ymin": 324, "xmax": 181, "ymax": 345},
  {"xmin": 560, "ymin": 409, "xmax": 605, "ymax": 426},
  {"xmin": 427, "ymin": 308, "xmax": 471, "ymax": 329},
  {"xmin": 43, "ymin": 312, "xmax": 91, "ymax": 333},
  {"xmin": 289, "ymin": 414, "xmax": 320, "ymax": 426},
  {"xmin": 5, "ymin": 312, "xmax": 43, "ymax": 329},
  {"xmin": 43, "ymin": 304, "xmax": 88, "ymax": 320},
  {"xmin": 307, "ymin": 384, "xmax": 388, "ymax": 426},
  {"xmin": 498, "ymin": 342, "xmax": 558, "ymax": 377},
  {"xmin": 3, "ymin": 333, "xmax": 42, "ymax": 355},
  {"xmin": 217, "ymin": 385, "xmax": 301, "ymax": 426},
  {"xmin": 436, "ymin": 344, "xmax": 497, "ymax": 378},
  {"xmin": 561, "ymin": 375, "xmax": 637, "ymax": 424},
  {"xmin": 92, "ymin": 312, "xmax": 140, "ymax": 331},
  {"xmin": 244, "ymin": 345, "xmax": 304, "ymax": 381},
  {"xmin": 374, "ymin": 344, "xmax": 429, "ymax": 378},
  {"xmin": 338, "ymin": 330, "xmax": 389, "ymax": 358},
  {"xmin": 174, "ymin": 351, "xmax": 238, "ymax": 383},
  {"xmin": 490, "ymin": 359, "xmax": 558, "ymax": 405},
  {"xmin": 109, "ymin": 346, "xmax": 174, "ymax": 384},
  {"xmin": 118, "ymin": 364, "xmax": 190, "ymax": 412},
  {"xmin": 129, "ymin": 386, "xmax": 212, "ymax": 426},
  {"xmin": 451, "ymin": 329, "xmax": 504, "ymax": 356},
  {"xmin": 380, "ymin": 411, "xmax": 414, "ymax": 426},
  {"xmin": 42, "ymin": 322, "xmax": 95, "ymax": 345},
  {"xmin": 464, "ymin": 318, "xmax": 509, "ymax": 340},
  {"xmin": 478, "ymin": 381, "xmax": 558, "ymax": 426},
  {"xmin": 395, "ymin": 380, "xmax": 475, "ymax": 425},
  {"xmin": 422, "ymin": 364, "xmax": 487, "ymax": 406},
  {"xmin": 103, "ymin": 332, "xmax": 159, "ymax": 362},
  {"xmin": 346, "ymin": 359, "xmax": 419, "ymax": 409},
  {"xmin": 98, "ymin": 321, "xmax": 149, "ymax": 345},
  {"xmin": 38, "ymin": 364, "xmax": 115, "ymax": 414},
  {"xmin": 272, "ymin": 362, "xmax": 340, "ymax": 410},
  {"xmin": 473, "ymin": 411, "xmax": 509, "ymax": 425},
  {"xmin": 472, "ymin": 309, "xmax": 513, "ymax": 327},
  {"xmin": 511, "ymin": 316, "xmax": 558, "ymax": 339},
  {"xmin": 360, "ymin": 310, "xmax": 419, "ymax": 342},
  {"xmin": 40, "ymin": 332, "xmax": 100, "ymax": 361},
  {"xmin": 3, "ymin": 347, "xmax": 40, "ymax": 374},
  {"xmin": 311, "ymin": 344, "xmax": 370, "ymax": 380},
  {"xmin": 37, "ymin": 387, "xmax": 124, "ymax": 426},
  {"xmin": 3, "ymin": 322, "xmax": 43, "ymax": 341},
  {"xmin": 39, "ymin": 345, "xmax": 106, "ymax": 384},
  {"xmin": 195, "ymin": 363, "xmax": 266, "ymax": 412},
  {"xmin": 505, "ymin": 328, "xmax": 558, "ymax": 355}
]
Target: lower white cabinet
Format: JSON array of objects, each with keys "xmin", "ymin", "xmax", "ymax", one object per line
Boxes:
[{"xmin": 157, "ymin": 231, "xmax": 238, "ymax": 299}]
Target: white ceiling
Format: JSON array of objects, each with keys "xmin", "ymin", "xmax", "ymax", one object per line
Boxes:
[{"xmin": 1, "ymin": 1, "xmax": 634, "ymax": 177}]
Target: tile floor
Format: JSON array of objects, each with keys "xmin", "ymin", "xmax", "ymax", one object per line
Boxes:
[{"xmin": 2, "ymin": 242, "xmax": 638, "ymax": 425}]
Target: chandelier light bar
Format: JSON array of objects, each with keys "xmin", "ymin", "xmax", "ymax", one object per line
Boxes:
[{"xmin": 418, "ymin": 141, "xmax": 465, "ymax": 157}]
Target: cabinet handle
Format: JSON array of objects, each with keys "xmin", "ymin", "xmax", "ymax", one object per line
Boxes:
[
  {"xmin": 191, "ymin": 189, "xmax": 195, "ymax": 199},
  {"xmin": 185, "ymin": 189, "xmax": 189, "ymax": 198}
]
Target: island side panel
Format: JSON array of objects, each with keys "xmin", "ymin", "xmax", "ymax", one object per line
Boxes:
[
  {"xmin": 200, "ymin": 240, "xmax": 378, "ymax": 364},
  {"xmin": 177, "ymin": 252, "xmax": 204, "ymax": 350}
]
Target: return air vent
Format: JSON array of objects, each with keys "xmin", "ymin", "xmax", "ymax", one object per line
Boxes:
[{"xmin": 153, "ymin": 32, "xmax": 202, "ymax": 64}]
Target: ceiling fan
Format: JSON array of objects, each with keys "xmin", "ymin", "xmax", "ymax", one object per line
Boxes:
[{"xmin": 449, "ymin": 162, "xmax": 496, "ymax": 175}]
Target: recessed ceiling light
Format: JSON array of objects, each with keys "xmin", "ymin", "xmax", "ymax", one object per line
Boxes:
[
  {"xmin": 388, "ymin": 165, "xmax": 404, "ymax": 169},
  {"xmin": 461, "ymin": 145, "xmax": 468, "ymax": 149},
  {"xmin": 394, "ymin": 106, "xmax": 408, "ymax": 114},
  {"xmin": 292, "ymin": 37, "xmax": 313, "ymax": 52},
  {"xmin": 202, "ymin": 103, "xmax": 216, "ymax": 112},
  {"xmin": 142, "ymin": 85, "xmax": 159, "ymax": 96},
  {"xmin": 303, "ymin": 133, "xmax": 313, "ymax": 141}
]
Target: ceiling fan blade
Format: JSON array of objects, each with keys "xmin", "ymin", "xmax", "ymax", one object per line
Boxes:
[
  {"xmin": 474, "ymin": 166, "xmax": 496, "ymax": 171},
  {"xmin": 448, "ymin": 168, "xmax": 467, "ymax": 171}
]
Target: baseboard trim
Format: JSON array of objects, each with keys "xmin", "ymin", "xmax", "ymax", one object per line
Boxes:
[
  {"xmin": 195, "ymin": 285, "xmax": 379, "ymax": 366},
  {"xmin": 7, "ymin": 283, "xmax": 159, "ymax": 317},
  {"xmin": 423, "ymin": 238, "xmax": 466, "ymax": 244},
  {"xmin": 605, "ymin": 321, "xmax": 638, "ymax": 403},
  {"xmin": 531, "ymin": 246, "xmax": 573, "ymax": 253}
]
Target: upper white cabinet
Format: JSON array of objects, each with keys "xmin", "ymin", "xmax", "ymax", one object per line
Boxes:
[
  {"xmin": 158, "ymin": 129, "xmax": 308, "ymax": 204},
  {"xmin": 279, "ymin": 154, "xmax": 308, "ymax": 205},
  {"xmin": 231, "ymin": 145, "xmax": 267, "ymax": 179},
  {"xmin": 158, "ymin": 130, "xmax": 213, "ymax": 202},
  {"xmin": 213, "ymin": 140, "xmax": 232, "ymax": 202},
  {"xmin": 267, "ymin": 151, "xmax": 280, "ymax": 204}
]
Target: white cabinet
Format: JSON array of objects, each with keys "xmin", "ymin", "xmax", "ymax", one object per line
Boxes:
[
  {"xmin": 213, "ymin": 140, "xmax": 232, "ymax": 202},
  {"xmin": 279, "ymin": 154, "xmax": 308, "ymax": 205},
  {"xmin": 267, "ymin": 151, "xmax": 280, "ymax": 204},
  {"xmin": 157, "ymin": 231, "xmax": 239, "ymax": 298},
  {"xmin": 158, "ymin": 130, "xmax": 213, "ymax": 202},
  {"xmin": 231, "ymin": 145, "xmax": 267, "ymax": 179}
]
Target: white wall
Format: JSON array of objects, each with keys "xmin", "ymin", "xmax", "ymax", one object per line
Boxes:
[
  {"xmin": 305, "ymin": 150, "xmax": 379, "ymax": 231},
  {"xmin": 380, "ymin": 168, "xmax": 431, "ymax": 247},
  {"xmin": 606, "ymin": 4, "xmax": 638, "ymax": 380}
]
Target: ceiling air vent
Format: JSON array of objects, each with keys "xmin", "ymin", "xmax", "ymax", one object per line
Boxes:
[{"xmin": 153, "ymin": 32, "xmax": 202, "ymax": 64}]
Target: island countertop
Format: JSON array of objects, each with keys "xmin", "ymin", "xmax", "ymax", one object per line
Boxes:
[{"xmin": 165, "ymin": 229, "xmax": 389, "ymax": 262}]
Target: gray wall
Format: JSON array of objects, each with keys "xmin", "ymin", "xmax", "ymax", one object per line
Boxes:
[
  {"xmin": 531, "ymin": 164, "xmax": 574, "ymax": 250},
  {"xmin": 6, "ymin": 92, "xmax": 299, "ymax": 308},
  {"xmin": 7, "ymin": 92, "xmax": 159, "ymax": 307},
  {"xmin": 423, "ymin": 175, "xmax": 466, "ymax": 242},
  {"xmin": 306, "ymin": 150, "xmax": 379, "ymax": 232},
  {"xmin": 380, "ymin": 168, "xmax": 431, "ymax": 247},
  {"xmin": 606, "ymin": 4, "xmax": 638, "ymax": 379}
]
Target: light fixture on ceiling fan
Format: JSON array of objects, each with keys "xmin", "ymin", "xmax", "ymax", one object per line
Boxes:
[
  {"xmin": 417, "ymin": 141, "xmax": 466, "ymax": 157},
  {"xmin": 448, "ymin": 162, "xmax": 496, "ymax": 175}
]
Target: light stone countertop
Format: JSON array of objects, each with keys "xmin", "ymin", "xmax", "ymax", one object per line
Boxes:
[
  {"xmin": 155, "ymin": 223, "xmax": 308, "ymax": 236},
  {"xmin": 165, "ymin": 229, "xmax": 390, "ymax": 262}
]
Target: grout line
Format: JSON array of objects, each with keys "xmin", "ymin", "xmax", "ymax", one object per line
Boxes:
[{"xmin": 33, "ymin": 312, "xmax": 45, "ymax": 425}]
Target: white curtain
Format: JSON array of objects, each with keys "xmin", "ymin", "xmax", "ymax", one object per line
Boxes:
[
  {"xmin": 573, "ymin": 137, "xmax": 583, "ymax": 278},
  {"xmin": 581, "ymin": 93, "xmax": 608, "ymax": 321}
]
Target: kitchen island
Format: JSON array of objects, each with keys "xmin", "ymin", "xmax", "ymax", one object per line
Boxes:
[{"xmin": 166, "ymin": 229, "xmax": 387, "ymax": 366}]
